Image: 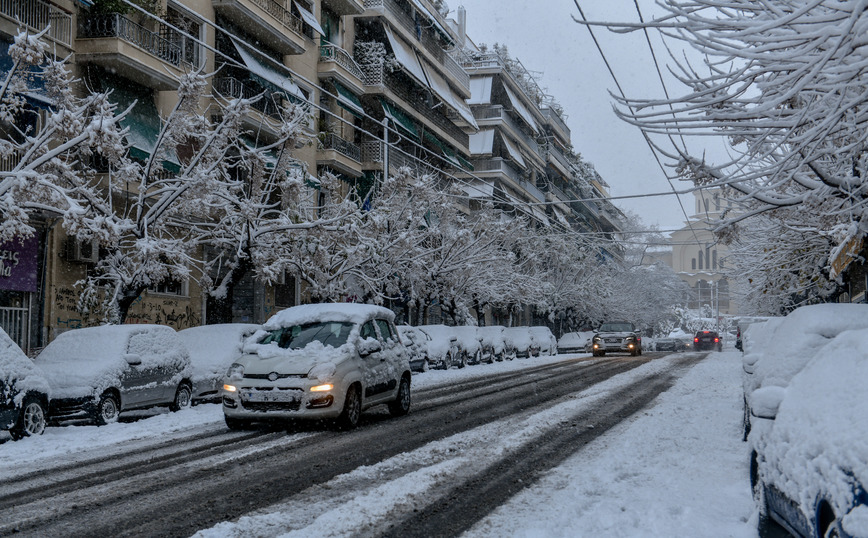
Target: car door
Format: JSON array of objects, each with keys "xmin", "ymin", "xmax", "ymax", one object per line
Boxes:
[
  {"xmin": 122, "ymin": 330, "xmax": 172, "ymax": 407},
  {"xmin": 359, "ymin": 319, "xmax": 396, "ymax": 402}
]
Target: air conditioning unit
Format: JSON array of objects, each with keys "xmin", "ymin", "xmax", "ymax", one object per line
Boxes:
[{"xmin": 69, "ymin": 239, "xmax": 99, "ymax": 263}]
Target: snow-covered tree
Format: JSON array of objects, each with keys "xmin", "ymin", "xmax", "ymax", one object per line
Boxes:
[{"xmin": 584, "ymin": 1, "xmax": 868, "ymax": 293}]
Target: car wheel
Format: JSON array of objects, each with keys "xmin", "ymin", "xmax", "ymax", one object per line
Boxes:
[
  {"xmin": 9, "ymin": 395, "xmax": 47, "ymax": 440},
  {"xmin": 388, "ymin": 375, "xmax": 411, "ymax": 417},
  {"xmin": 225, "ymin": 416, "xmax": 251, "ymax": 430},
  {"xmin": 473, "ymin": 349, "xmax": 483, "ymax": 365},
  {"xmin": 94, "ymin": 393, "xmax": 120, "ymax": 426},
  {"xmin": 440, "ymin": 353, "xmax": 451, "ymax": 370},
  {"xmin": 420, "ymin": 359, "xmax": 430, "ymax": 372},
  {"xmin": 456, "ymin": 352, "xmax": 467, "ymax": 369},
  {"xmin": 631, "ymin": 348, "xmax": 638, "ymax": 357},
  {"xmin": 335, "ymin": 384, "xmax": 361, "ymax": 430},
  {"xmin": 169, "ymin": 383, "xmax": 192, "ymax": 412}
]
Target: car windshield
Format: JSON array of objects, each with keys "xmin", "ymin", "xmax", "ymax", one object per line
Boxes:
[
  {"xmin": 599, "ymin": 323, "xmax": 633, "ymax": 332},
  {"xmin": 259, "ymin": 322, "xmax": 354, "ymax": 349}
]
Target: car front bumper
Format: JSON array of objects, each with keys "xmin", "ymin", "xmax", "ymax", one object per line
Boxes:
[{"xmin": 222, "ymin": 382, "xmax": 345, "ymax": 421}]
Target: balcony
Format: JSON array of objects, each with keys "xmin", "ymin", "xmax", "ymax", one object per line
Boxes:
[
  {"xmin": 546, "ymin": 142, "xmax": 572, "ymax": 177},
  {"xmin": 317, "ymin": 132, "xmax": 362, "ymax": 177},
  {"xmin": 469, "ymin": 158, "xmax": 543, "ymax": 203},
  {"xmin": 214, "ymin": 77, "xmax": 283, "ymax": 119},
  {"xmin": 361, "ymin": 0, "xmax": 469, "ymax": 95},
  {"xmin": 322, "ymin": 0, "xmax": 364, "ymax": 16},
  {"xmin": 0, "ymin": 0, "xmax": 71, "ymax": 48},
  {"xmin": 472, "ymin": 105, "xmax": 543, "ymax": 160},
  {"xmin": 361, "ymin": 64, "xmax": 468, "ymax": 150},
  {"xmin": 76, "ymin": 14, "xmax": 185, "ymax": 90},
  {"xmin": 542, "ymin": 107, "xmax": 570, "ymax": 142},
  {"xmin": 361, "ymin": 141, "xmax": 440, "ymax": 176},
  {"xmin": 213, "ymin": 0, "xmax": 308, "ymax": 56},
  {"xmin": 319, "ymin": 44, "xmax": 365, "ymax": 94}
]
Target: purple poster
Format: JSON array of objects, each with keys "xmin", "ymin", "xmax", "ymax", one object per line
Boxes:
[{"xmin": 0, "ymin": 235, "xmax": 38, "ymax": 293}]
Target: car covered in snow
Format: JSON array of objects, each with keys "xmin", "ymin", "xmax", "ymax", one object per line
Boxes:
[
  {"xmin": 749, "ymin": 326, "xmax": 868, "ymax": 538},
  {"xmin": 557, "ymin": 331, "xmax": 594, "ymax": 354},
  {"xmin": 591, "ymin": 321, "xmax": 642, "ymax": 357},
  {"xmin": 451, "ymin": 326, "xmax": 484, "ymax": 365},
  {"xmin": 396, "ymin": 325, "xmax": 431, "ymax": 372},
  {"xmin": 177, "ymin": 323, "xmax": 261, "ymax": 404},
  {"xmin": 529, "ymin": 326, "xmax": 557, "ymax": 356},
  {"xmin": 36, "ymin": 324, "xmax": 194, "ymax": 425},
  {"xmin": 478, "ymin": 325, "xmax": 511, "ymax": 362},
  {"xmin": 0, "ymin": 327, "xmax": 50, "ymax": 440},
  {"xmin": 502, "ymin": 326, "xmax": 534, "ymax": 358},
  {"xmin": 417, "ymin": 325, "xmax": 462, "ymax": 369},
  {"xmin": 222, "ymin": 304, "xmax": 411, "ymax": 430},
  {"xmin": 653, "ymin": 337, "xmax": 686, "ymax": 352},
  {"xmin": 741, "ymin": 304, "xmax": 868, "ymax": 440}
]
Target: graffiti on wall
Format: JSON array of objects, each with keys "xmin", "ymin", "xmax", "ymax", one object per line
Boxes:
[{"xmin": 51, "ymin": 286, "xmax": 201, "ymax": 331}]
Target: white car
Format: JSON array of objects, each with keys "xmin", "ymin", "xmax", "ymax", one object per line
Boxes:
[
  {"xmin": 478, "ymin": 325, "xmax": 511, "ymax": 362},
  {"xmin": 178, "ymin": 323, "xmax": 261, "ymax": 404},
  {"xmin": 396, "ymin": 325, "xmax": 431, "ymax": 372},
  {"xmin": 503, "ymin": 327, "xmax": 534, "ymax": 358},
  {"xmin": 36, "ymin": 324, "xmax": 193, "ymax": 425},
  {"xmin": 749, "ymin": 327, "xmax": 868, "ymax": 538},
  {"xmin": 417, "ymin": 325, "xmax": 462, "ymax": 369},
  {"xmin": 529, "ymin": 326, "xmax": 557, "ymax": 356},
  {"xmin": 222, "ymin": 304, "xmax": 411, "ymax": 430},
  {"xmin": 451, "ymin": 326, "xmax": 484, "ymax": 365},
  {"xmin": 557, "ymin": 331, "xmax": 594, "ymax": 354}
]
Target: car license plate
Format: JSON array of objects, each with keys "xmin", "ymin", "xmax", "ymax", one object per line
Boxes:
[
  {"xmin": 605, "ymin": 338, "xmax": 619, "ymax": 343},
  {"xmin": 243, "ymin": 391, "xmax": 298, "ymax": 403}
]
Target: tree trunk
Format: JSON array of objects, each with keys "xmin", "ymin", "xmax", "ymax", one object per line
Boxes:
[{"xmin": 117, "ymin": 285, "xmax": 148, "ymax": 324}]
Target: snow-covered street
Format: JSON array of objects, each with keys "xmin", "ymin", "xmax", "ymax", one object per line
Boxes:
[{"xmin": 1, "ymin": 350, "xmax": 759, "ymax": 537}]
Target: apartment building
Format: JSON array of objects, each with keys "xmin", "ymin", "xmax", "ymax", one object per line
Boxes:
[{"xmin": 0, "ymin": 0, "xmax": 623, "ymax": 350}]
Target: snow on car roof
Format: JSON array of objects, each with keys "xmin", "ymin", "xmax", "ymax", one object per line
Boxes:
[
  {"xmin": 264, "ymin": 303, "xmax": 395, "ymax": 329},
  {"xmin": 178, "ymin": 324, "xmax": 261, "ymax": 378}
]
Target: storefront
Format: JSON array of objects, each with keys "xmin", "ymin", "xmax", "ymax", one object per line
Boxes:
[{"xmin": 0, "ymin": 234, "xmax": 38, "ymax": 352}]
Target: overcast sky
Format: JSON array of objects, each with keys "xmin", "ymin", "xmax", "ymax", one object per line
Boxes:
[{"xmin": 459, "ymin": 0, "xmax": 711, "ymax": 234}]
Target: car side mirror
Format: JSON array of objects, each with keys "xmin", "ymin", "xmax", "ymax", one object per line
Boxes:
[
  {"xmin": 750, "ymin": 386, "xmax": 786, "ymax": 420},
  {"xmin": 124, "ymin": 353, "xmax": 142, "ymax": 366},
  {"xmin": 358, "ymin": 338, "xmax": 382, "ymax": 357}
]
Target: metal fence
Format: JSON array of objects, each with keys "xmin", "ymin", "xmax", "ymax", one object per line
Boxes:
[
  {"xmin": 0, "ymin": 0, "xmax": 71, "ymax": 47},
  {"xmin": 78, "ymin": 13, "xmax": 182, "ymax": 67},
  {"xmin": 0, "ymin": 305, "xmax": 29, "ymax": 353}
]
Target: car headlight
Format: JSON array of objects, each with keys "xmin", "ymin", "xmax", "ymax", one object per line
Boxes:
[{"xmin": 226, "ymin": 363, "xmax": 245, "ymax": 380}]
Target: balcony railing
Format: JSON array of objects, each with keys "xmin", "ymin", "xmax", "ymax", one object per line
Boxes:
[
  {"xmin": 542, "ymin": 107, "xmax": 570, "ymax": 139},
  {"xmin": 78, "ymin": 14, "xmax": 182, "ymax": 67},
  {"xmin": 360, "ymin": 64, "xmax": 468, "ymax": 148},
  {"xmin": 472, "ymin": 105, "xmax": 543, "ymax": 158},
  {"xmin": 319, "ymin": 132, "xmax": 361, "ymax": 162},
  {"xmin": 215, "ymin": 77, "xmax": 282, "ymax": 118},
  {"xmin": 1, "ymin": 0, "xmax": 71, "ymax": 47},
  {"xmin": 320, "ymin": 44, "xmax": 364, "ymax": 81},
  {"xmin": 547, "ymin": 142, "xmax": 572, "ymax": 174},
  {"xmin": 362, "ymin": 0, "xmax": 469, "ymax": 91},
  {"xmin": 361, "ymin": 141, "xmax": 439, "ymax": 175},
  {"xmin": 250, "ymin": 0, "xmax": 305, "ymax": 38}
]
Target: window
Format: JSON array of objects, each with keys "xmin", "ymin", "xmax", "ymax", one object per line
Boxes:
[
  {"xmin": 713, "ymin": 250, "xmax": 718, "ymax": 269},
  {"xmin": 360, "ymin": 321, "xmax": 377, "ymax": 340},
  {"xmin": 166, "ymin": 6, "xmax": 203, "ymax": 67},
  {"xmin": 375, "ymin": 319, "xmax": 394, "ymax": 342},
  {"xmin": 692, "ymin": 258, "xmax": 697, "ymax": 270},
  {"xmin": 698, "ymin": 251, "xmax": 704, "ymax": 270},
  {"xmin": 149, "ymin": 279, "xmax": 187, "ymax": 296}
]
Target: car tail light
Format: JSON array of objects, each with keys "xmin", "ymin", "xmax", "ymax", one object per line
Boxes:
[
  {"xmin": 714, "ymin": 338, "xmax": 719, "ymax": 343},
  {"xmin": 694, "ymin": 337, "xmax": 699, "ymax": 343}
]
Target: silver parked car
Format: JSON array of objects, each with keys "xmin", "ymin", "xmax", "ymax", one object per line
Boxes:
[
  {"xmin": 36, "ymin": 324, "xmax": 194, "ymax": 425},
  {"xmin": 397, "ymin": 325, "xmax": 432, "ymax": 372},
  {"xmin": 178, "ymin": 323, "xmax": 261, "ymax": 404},
  {"xmin": 417, "ymin": 325, "xmax": 463, "ymax": 369},
  {"xmin": 478, "ymin": 325, "xmax": 511, "ymax": 362}
]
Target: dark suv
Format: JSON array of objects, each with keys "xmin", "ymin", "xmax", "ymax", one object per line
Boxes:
[
  {"xmin": 694, "ymin": 330, "xmax": 723, "ymax": 351},
  {"xmin": 592, "ymin": 321, "xmax": 642, "ymax": 357}
]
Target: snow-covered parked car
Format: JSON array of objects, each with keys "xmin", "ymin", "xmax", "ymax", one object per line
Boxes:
[
  {"xmin": 478, "ymin": 325, "xmax": 511, "ymax": 362},
  {"xmin": 0, "ymin": 327, "xmax": 50, "ymax": 440},
  {"xmin": 557, "ymin": 331, "xmax": 594, "ymax": 354},
  {"xmin": 741, "ymin": 304, "xmax": 868, "ymax": 440},
  {"xmin": 36, "ymin": 325, "xmax": 194, "ymax": 425},
  {"xmin": 396, "ymin": 325, "xmax": 431, "ymax": 372},
  {"xmin": 529, "ymin": 326, "xmax": 557, "ymax": 356},
  {"xmin": 222, "ymin": 304, "xmax": 411, "ymax": 430},
  {"xmin": 417, "ymin": 325, "xmax": 462, "ymax": 369},
  {"xmin": 749, "ymin": 326, "xmax": 868, "ymax": 538},
  {"xmin": 451, "ymin": 326, "xmax": 484, "ymax": 365},
  {"xmin": 503, "ymin": 327, "xmax": 534, "ymax": 358},
  {"xmin": 178, "ymin": 323, "xmax": 261, "ymax": 404},
  {"xmin": 652, "ymin": 337, "xmax": 686, "ymax": 352}
]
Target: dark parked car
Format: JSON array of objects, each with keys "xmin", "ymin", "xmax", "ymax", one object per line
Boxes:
[
  {"xmin": 693, "ymin": 330, "xmax": 723, "ymax": 352},
  {"xmin": 1, "ymin": 327, "xmax": 50, "ymax": 440},
  {"xmin": 36, "ymin": 325, "xmax": 194, "ymax": 425},
  {"xmin": 654, "ymin": 337, "xmax": 686, "ymax": 352}
]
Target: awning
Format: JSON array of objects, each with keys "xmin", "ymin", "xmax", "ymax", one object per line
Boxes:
[
  {"xmin": 462, "ymin": 181, "xmax": 494, "ymax": 199},
  {"xmin": 503, "ymin": 84, "xmax": 539, "ymax": 134},
  {"xmin": 294, "ymin": 1, "xmax": 325, "ymax": 35},
  {"xmin": 232, "ymin": 38, "xmax": 305, "ymax": 100},
  {"xmin": 468, "ymin": 76, "xmax": 492, "ymax": 105},
  {"xmin": 469, "ymin": 129, "xmax": 495, "ymax": 155},
  {"xmin": 333, "ymin": 80, "xmax": 364, "ymax": 117},
  {"xmin": 408, "ymin": 0, "xmax": 453, "ymax": 44},
  {"xmin": 381, "ymin": 99, "xmax": 418, "ymax": 139},
  {"xmin": 417, "ymin": 60, "xmax": 478, "ymax": 130},
  {"xmin": 530, "ymin": 205, "xmax": 550, "ymax": 226},
  {"xmin": 383, "ymin": 24, "xmax": 429, "ymax": 90},
  {"xmin": 500, "ymin": 134, "xmax": 526, "ymax": 169},
  {"xmin": 458, "ymin": 154, "xmax": 474, "ymax": 171},
  {"xmin": 101, "ymin": 76, "xmax": 179, "ymax": 169}
]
